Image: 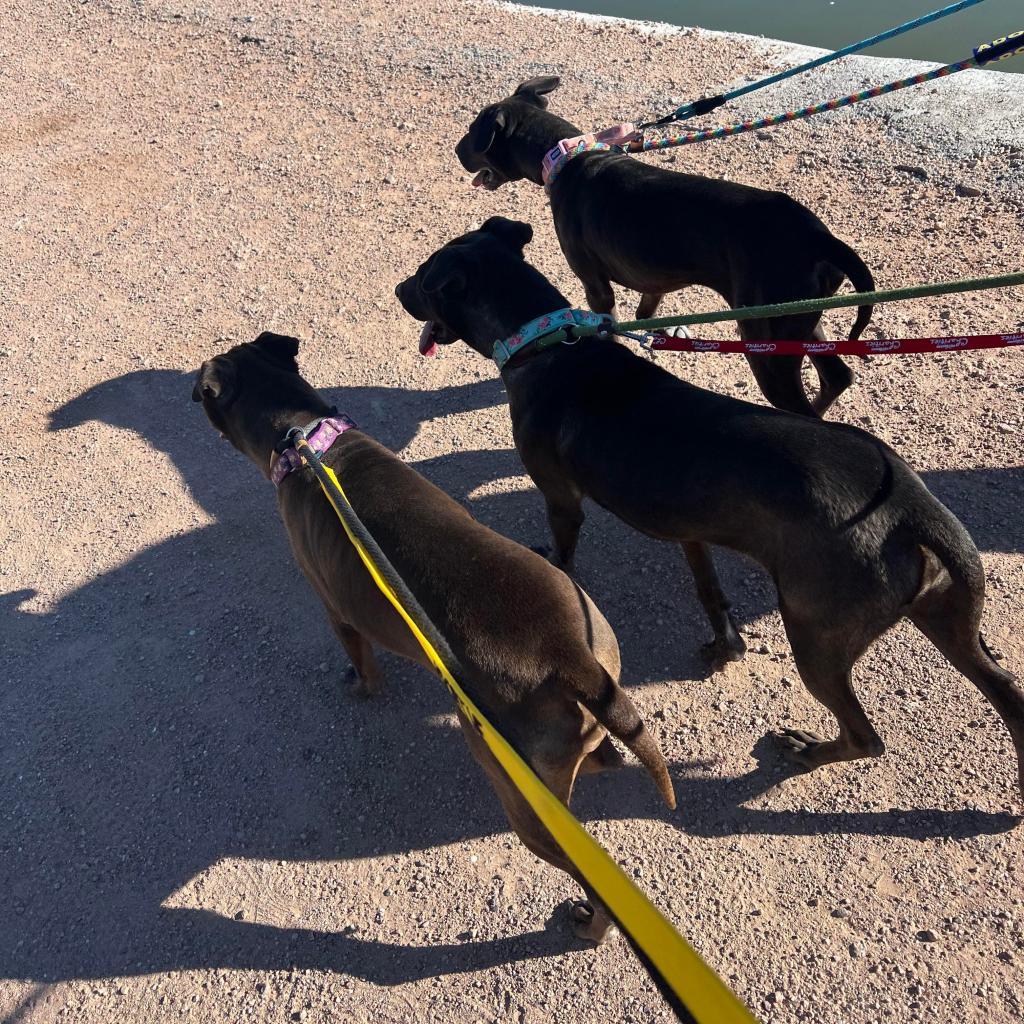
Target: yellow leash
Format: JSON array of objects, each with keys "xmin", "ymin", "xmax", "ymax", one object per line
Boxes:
[{"xmin": 292, "ymin": 436, "xmax": 757, "ymax": 1024}]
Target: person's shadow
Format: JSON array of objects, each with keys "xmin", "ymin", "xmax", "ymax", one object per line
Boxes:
[{"xmin": 1, "ymin": 367, "xmax": 1018, "ymax": 989}]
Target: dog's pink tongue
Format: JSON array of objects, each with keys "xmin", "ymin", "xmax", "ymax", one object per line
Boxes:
[
  {"xmin": 418, "ymin": 322, "xmax": 438, "ymax": 357},
  {"xmin": 471, "ymin": 170, "xmax": 487, "ymax": 188}
]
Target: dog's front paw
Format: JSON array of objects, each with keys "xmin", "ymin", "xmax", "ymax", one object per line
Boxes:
[
  {"xmin": 530, "ymin": 543, "xmax": 575, "ymax": 575},
  {"xmin": 701, "ymin": 634, "xmax": 746, "ymax": 673},
  {"xmin": 344, "ymin": 665, "xmax": 381, "ymax": 699}
]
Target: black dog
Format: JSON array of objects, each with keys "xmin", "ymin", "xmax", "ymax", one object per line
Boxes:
[
  {"xmin": 193, "ymin": 332, "xmax": 675, "ymax": 943},
  {"xmin": 395, "ymin": 219, "xmax": 1024, "ymax": 801},
  {"xmin": 455, "ymin": 76, "xmax": 875, "ymax": 418}
]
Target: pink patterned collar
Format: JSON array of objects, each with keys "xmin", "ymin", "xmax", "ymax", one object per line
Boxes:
[
  {"xmin": 270, "ymin": 414, "xmax": 357, "ymax": 487},
  {"xmin": 540, "ymin": 123, "xmax": 639, "ymax": 190}
]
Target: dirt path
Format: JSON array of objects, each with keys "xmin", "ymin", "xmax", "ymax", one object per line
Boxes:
[{"xmin": 2, "ymin": 2, "xmax": 1022, "ymax": 1022}]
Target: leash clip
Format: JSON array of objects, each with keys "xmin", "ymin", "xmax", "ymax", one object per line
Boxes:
[
  {"xmin": 275, "ymin": 426, "xmax": 306, "ymax": 454},
  {"xmin": 274, "ymin": 406, "xmax": 341, "ymax": 454}
]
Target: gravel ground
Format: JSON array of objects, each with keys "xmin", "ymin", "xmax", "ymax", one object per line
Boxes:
[{"xmin": 1, "ymin": 2, "xmax": 1023, "ymax": 1023}]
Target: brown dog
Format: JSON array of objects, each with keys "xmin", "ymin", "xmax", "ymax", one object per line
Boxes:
[
  {"xmin": 192, "ymin": 331, "xmax": 675, "ymax": 943},
  {"xmin": 455, "ymin": 76, "xmax": 876, "ymax": 418}
]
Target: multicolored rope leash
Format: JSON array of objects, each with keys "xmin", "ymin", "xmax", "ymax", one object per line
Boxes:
[{"xmin": 626, "ymin": 30, "xmax": 1023, "ymax": 152}]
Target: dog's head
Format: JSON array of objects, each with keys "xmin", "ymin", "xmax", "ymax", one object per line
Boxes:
[
  {"xmin": 395, "ymin": 217, "xmax": 566, "ymax": 361},
  {"xmin": 455, "ymin": 76, "xmax": 572, "ymax": 189},
  {"xmin": 192, "ymin": 332, "xmax": 328, "ymax": 471}
]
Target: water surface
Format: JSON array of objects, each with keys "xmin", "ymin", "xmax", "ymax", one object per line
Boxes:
[{"xmin": 516, "ymin": 1, "xmax": 1022, "ymax": 71}]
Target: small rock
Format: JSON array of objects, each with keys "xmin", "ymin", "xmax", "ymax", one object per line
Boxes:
[
  {"xmin": 849, "ymin": 942, "xmax": 864, "ymax": 958},
  {"xmin": 997, "ymin": 423, "xmax": 1015, "ymax": 434},
  {"xmin": 955, "ymin": 183, "xmax": 983, "ymax": 198},
  {"xmin": 894, "ymin": 164, "xmax": 928, "ymax": 180},
  {"xmin": 832, "ymin": 908, "xmax": 850, "ymax": 919},
  {"xmin": 917, "ymin": 929, "xmax": 939, "ymax": 943}
]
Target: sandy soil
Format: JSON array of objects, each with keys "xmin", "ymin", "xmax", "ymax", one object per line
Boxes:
[{"xmin": 2, "ymin": 2, "xmax": 1023, "ymax": 1022}]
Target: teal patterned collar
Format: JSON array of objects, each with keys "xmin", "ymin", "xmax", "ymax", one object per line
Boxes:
[{"xmin": 492, "ymin": 308, "xmax": 609, "ymax": 369}]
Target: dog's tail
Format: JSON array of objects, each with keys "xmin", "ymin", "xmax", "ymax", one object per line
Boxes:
[
  {"xmin": 820, "ymin": 232, "xmax": 875, "ymax": 340},
  {"xmin": 578, "ymin": 670, "xmax": 676, "ymax": 809}
]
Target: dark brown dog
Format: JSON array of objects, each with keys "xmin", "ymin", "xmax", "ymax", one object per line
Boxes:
[
  {"xmin": 192, "ymin": 331, "xmax": 675, "ymax": 943},
  {"xmin": 395, "ymin": 220, "xmax": 1024, "ymax": 803},
  {"xmin": 455, "ymin": 76, "xmax": 876, "ymax": 418}
]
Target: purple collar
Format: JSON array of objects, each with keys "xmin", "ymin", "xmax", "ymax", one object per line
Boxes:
[{"xmin": 271, "ymin": 414, "xmax": 357, "ymax": 487}]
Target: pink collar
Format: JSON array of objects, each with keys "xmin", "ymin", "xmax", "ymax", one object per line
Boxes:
[
  {"xmin": 270, "ymin": 414, "xmax": 357, "ymax": 487},
  {"xmin": 540, "ymin": 123, "xmax": 639, "ymax": 190}
]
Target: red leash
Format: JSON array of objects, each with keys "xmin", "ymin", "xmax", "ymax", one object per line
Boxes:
[{"xmin": 646, "ymin": 331, "xmax": 1024, "ymax": 356}]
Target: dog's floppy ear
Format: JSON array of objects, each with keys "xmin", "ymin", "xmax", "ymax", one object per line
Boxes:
[
  {"xmin": 480, "ymin": 216, "xmax": 533, "ymax": 252},
  {"xmin": 468, "ymin": 107, "xmax": 507, "ymax": 156},
  {"xmin": 513, "ymin": 76, "xmax": 561, "ymax": 108},
  {"xmin": 192, "ymin": 358, "xmax": 236, "ymax": 403},
  {"xmin": 252, "ymin": 331, "xmax": 300, "ymax": 369},
  {"xmin": 420, "ymin": 251, "xmax": 467, "ymax": 299}
]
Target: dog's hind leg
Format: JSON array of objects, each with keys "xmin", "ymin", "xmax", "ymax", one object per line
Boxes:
[
  {"xmin": 809, "ymin": 326, "xmax": 854, "ymax": 416},
  {"xmin": 582, "ymin": 278, "xmax": 616, "ymax": 319},
  {"xmin": 635, "ymin": 292, "xmax": 664, "ymax": 319},
  {"xmin": 744, "ymin": 352, "xmax": 814, "ymax": 416},
  {"xmin": 458, "ymin": 710, "xmax": 616, "ymax": 944},
  {"xmin": 330, "ymin": 619, "xmax": 385, "ymax": 698},
  {"xmin": 740, "ymin": 312, "xmax": 816, "ymax": 416},
  {"xmin": 579, "ymin": 734, "xmax": 625, "ymax": 773},
  {"xmin": 909, "ymin": 566, "xmax": 1024, "ymax": 800},
  {"xmin": 681, "ymin": 542, "xmax": 746, "ymax": 670},
  {"xmin": 773, "ymin": 615, "xmax": 885, "ymax": 770},
  {"xmin": 531, "ymin": 477, "xmax": 585, "ymax": 573}
]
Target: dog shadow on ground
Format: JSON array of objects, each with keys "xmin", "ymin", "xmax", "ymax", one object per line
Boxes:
[{"xmin": 1, "ymin": 367, "xmax": 1020, "ymax": 989}]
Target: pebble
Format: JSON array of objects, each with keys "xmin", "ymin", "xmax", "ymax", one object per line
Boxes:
[
  {"xmin": 917, "ymin": 929, "xmax": 939, "ymax": 943},
  {"xmin": 894, "ymin": 164, "xmax": 928, "ymax": 180},
  {"xmin": 955, "ymin": 183, "xmax": 983, "ymax": 197}
]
